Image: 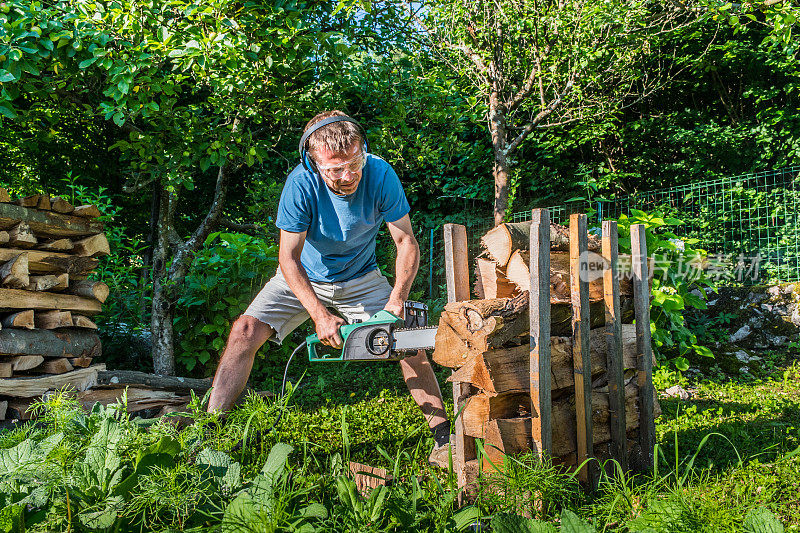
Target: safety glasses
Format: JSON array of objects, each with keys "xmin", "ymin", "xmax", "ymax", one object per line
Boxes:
[{"xmin": 315, "ymin": 152, "xmax": 366, "ymax": 179}]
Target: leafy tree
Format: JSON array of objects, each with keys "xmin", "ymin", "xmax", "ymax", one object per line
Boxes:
[
  {"xmin": 0, "ymin": 0, "xmax": 361, "ymax": 374},
  {"xmin": 404, "ymin": 0, "xmax": 701, "ymax": 225}
]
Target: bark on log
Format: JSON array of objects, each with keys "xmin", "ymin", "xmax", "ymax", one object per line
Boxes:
[
  {"xmin": 0, "ymin": 400, "xmax": 7, "ymax": 418},
  {"xmin": 0, "ymin": 364, "xmax": 105, "ymax": 398},
  {"xmin": 0, "ymin": 289, "xmax": 102, "ymax": 314},
  {"xmin": 0, "ymin": 254, "xmax": 29, "ymax": 289},
  {"xmin": 0, "ymin": 231, "xmax": 8, "ymax": 245},
  {"xmin": 73, "ymin": 233, "xmax": 110, "ymax": 257},
  {"xmin": 0, "ymin": 202, "xmax": 103, "ymax": 238},
  {"xmin": 1, "ymin": 310, "xmax": 34, "ymax": 329},
  {"xmin": 37, "ymin": 239, "xmax": 75, "ymax": 252},
  {"xmin": 0, "ymin": 189, "xmax": 9, "ymax": 203},
  {"xmin": 474, "ymin": 258, "xmax": 517, "ymax": 299},
  {"xmin": 26, "ymin": 273, "xmax": 69, "ymax": 292},
  {"xmin": 481, "ymin": 222, "xmax": 601, "ymax": 267},
  {"xmin": 0, "ymin": 329, "xmax": 101, "ymax": 358},
  {"xmin": 8, "ymin": 222, "xmax": 37, "ymax": 249},
  {"xmin": 67, "ymin": 280, "xmax": 109, "ymax": 303},
  {"xmin": 95, "ymin": 370, "xmax": 213, "ymax": 394},
  {"xmin": 0, "ymin": 249, "xmax": 98, "ymax": 275},
  {"xmin": 6, "ymin": 399, "xmax": 32, "ymax": 420},
  {"xmin": 35, "ymin": 310, "xmax": 74, "ymax": 329},
  {"xmin": 446, "ymin": 324, "xmax": 643, "ymax": 393},
  {"xmin": 49, "ymin": 197, "xmax": 75, "ymax": 214}
]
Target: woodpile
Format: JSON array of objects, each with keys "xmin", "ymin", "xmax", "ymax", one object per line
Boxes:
[
  {"xmin": 437, "ymin": 220, "xmax": 658, "ymax": 472},
  {"xmin": 0, "ymin": 189, "xmax": 108, "ymax": 421}
]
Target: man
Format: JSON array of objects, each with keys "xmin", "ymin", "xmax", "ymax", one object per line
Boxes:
[{"xmin": 208, "ymin": 110, "xmax": 451, "ymax": 465}]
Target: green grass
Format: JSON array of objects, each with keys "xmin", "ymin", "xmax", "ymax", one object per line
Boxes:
[{"xmin": 0, "ymin": 341, "xmax": 798, "ymax": 531}]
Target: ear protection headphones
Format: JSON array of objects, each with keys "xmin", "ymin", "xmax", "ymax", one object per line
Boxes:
[{"xmin": 298, "ymin": 115, "xmax": 369, "ymax": 173}]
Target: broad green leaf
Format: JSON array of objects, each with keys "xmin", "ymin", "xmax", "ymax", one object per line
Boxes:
[
  {"xmin": 491, "ymin": 512, "xmax": 556, "ymax": 533},
  {"xmin": 743, "ymin": 507, "xmax": 784, "ymax": 533},
  {"xmin": 561, "ymin": 509, "xmax": 596, "ymax": 533}
]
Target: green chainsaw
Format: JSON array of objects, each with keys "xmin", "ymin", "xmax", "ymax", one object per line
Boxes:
[{"xmin": 306, "ymin": 301, "xmax": 438, "ymax": 361}]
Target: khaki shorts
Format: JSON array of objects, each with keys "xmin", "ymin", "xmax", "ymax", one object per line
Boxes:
[{"xmin": 243, "ymin": 268, "xmax": 393, "ymax": 343}]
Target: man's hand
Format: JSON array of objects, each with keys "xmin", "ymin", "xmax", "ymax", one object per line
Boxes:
[
  {"xmin": 383, "ymin": 297, "xmax": 405, "ymax": 319},
  {"xmin": 314, "ymin": 311, "xmax": 346, "ymax": 349}
]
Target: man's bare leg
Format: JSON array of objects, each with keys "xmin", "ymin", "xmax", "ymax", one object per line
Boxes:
[
  {"xmin": 207, "ymin": 316, "xmax": 273, "ymax": 413},
  {"xmin": 400, "ymin": 349, "xmax": 448, "ymax": 428}
]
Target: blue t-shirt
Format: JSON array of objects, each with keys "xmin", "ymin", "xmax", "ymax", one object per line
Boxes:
[{"xmin": 276, "ymin": 154, "xmax": 411, "ymax": 283}]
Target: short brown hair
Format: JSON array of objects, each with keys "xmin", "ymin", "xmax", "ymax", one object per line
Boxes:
[{"xmin": 303, "ymin": 110, "xmax": 364, "ymax": 157}]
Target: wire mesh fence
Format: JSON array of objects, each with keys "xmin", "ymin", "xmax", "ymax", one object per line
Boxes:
[{"xmin": 422, "ymin": 166, "xmax": 800, "ymax": 302}]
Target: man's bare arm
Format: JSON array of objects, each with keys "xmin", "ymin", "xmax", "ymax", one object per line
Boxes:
[
  {"xmin": 278, "ymin": 229, "xmax": 345, "ymax": 347},
  {"xmin": 384, "ymin": 214, "xmax": 420, "ymax": 317}
]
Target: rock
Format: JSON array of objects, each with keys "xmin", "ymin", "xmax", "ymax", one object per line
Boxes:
[
  {"xmin": 783, "ymin": 284, "xmax": 795, "ymax": 295},
  {"xmin": 734, "ymin": 350, "xmax": 751, "ymax": 363},
  {"xmin": 766, "ymin": 333, "xmax": 788, "ymax": 346},
  {"xmin": 768, "ymin": 286, "xmax": 781, "ymax": 298},
  {"xmin": 761, "ymin": 303, "xmax": 774, "ymax": 313},
  {"xmin": 730, "ymin": 325, "xmax": 752, "ymax": 343},
  {"xmin": 708, "ymin": 299, "xmax": 718, "ymax": 306},
  {"xmin": 740, "ymin": 366, "xmax": 750, "ymax": 374},
  {"xmin": 792, "ymin": 307, "xmax": 800, "ymax": 328},
  {"xmin": 748, "ymin": 292, "xmax": 767, "ymax": 303},
  {"xmin": 690, "ymin": 288, "xmax": 704, "ymax": 299},
  {"xmin": 664, "ymin": 385, "xmax": 691, "ymax": 400},
  {"xmin": 748, "ymin": 317, "xmax": 764, "ymax": 329}
]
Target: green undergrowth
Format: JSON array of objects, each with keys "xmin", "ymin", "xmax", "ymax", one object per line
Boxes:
[{"xmin": 0, "ymin": 360, "xmax": 798, "ymax": 531}]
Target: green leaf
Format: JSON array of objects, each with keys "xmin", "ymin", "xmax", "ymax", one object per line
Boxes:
[
  {"xmin": 692, "ymin": 344, "xmax": 714, "ymax": 358},
  {"xmin": 560, "ymin": 509, "xmax": 596, "ymax": 533},
  {"xmin": 78, "ymin": 56, "xmax": 98, "ymax": 68},
  {"xmin": 743, "ymin": 507, "xmax": 784, "ymax": 533},
  {"xmin": 673, "ymin": 356, "xmax": 690, "ymax": 371},
  {"xmin": 261, "ymin": 442, "xmax": 293, "ymax": 480},
  {"xmin": 491, "ymin": 512, "xmax": 556, "ymax": 533},
  {"xmin": 0, "ymin": 70, "xmax": 15, "ymax": 82}
]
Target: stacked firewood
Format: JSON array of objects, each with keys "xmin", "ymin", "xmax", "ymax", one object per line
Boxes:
[
  {"xmin": 0, "ymin": 189, "xmax": 109, "ymax": 421},
  {"xmin": 433, "ymin": 221, "xmax": 658, "ymax": 469}
]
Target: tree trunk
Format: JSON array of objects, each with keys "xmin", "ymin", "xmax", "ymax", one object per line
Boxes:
[
  {"xmin": 150, "ymin": 182, "xmax": 176, "ymax": 375},
  {"xmin": 489, "ymin": 89, "xmax": 510, "ymax": 227}
]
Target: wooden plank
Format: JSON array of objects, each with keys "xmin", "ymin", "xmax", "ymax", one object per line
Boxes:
[
  {"xmin": 15, "ymin": 195, "xmax": 51, "ymax": 211},
  {"xmin": 0, "ymin": 288, "xmax": 102, "ymax": 314},
  {"xmin": 5, "ymin": 355, "xmax": 45, "ymax": 371},
  {"xmin": 7, "ymin": 398, "xmax": 32, "ymax": 420},
  {"xmin": 443, "ymin": 223, "xmax": 474, "ymax": 491},
  {"xmin": 0, "ymin": 363, "xmax": 11, "ymax": 378},
  {"xmin": 0, "ymin": 254, "xmax": 29, "ymax": 289},
  {"xmin": 77, "ymin": 388, "xmax": 189, "ymax": 413},
  {"xmin": 26, "ymin": 273, "xmax": 69, "ymax": 292},
  {"xmin": 1, "ymin": 310, "xmax": 34, "ymax": 329},
  {"xmin": 0, "ymin": 364, "xmax": 104, "ymax": 398},
  {"xmin": 96, "ymin": 370, "xmax": 213, "ymax": 394},
  {"xmin": 0, "ymin": 188, "xmax": 9, "ymax": 203},
  {"xmin": 0, "ymin": 249, "xmax": 98, "ymax": 275},
  {"xmin": 34, "ymin": 358, "xmax": 74, "ymax": 374},
  {"xmin": 72, "ymin": 315, "xmax": 98, "ymax": 329},
  {"xmin": 530, "ymin": 209, "xmax": 552, "ymax": 457},
  {"xmin": 37, "ymin": 238, "xmax": 75, "ymax": 252},
  {"xmin": 631, "ymin": 223, "xmax": 655, "ymax": 471},
  {"xmin": 0, "ymin": 202, "xmax": 103, "ymax": 238},
  {"xmin": 349, "ymin": 461, "xmax": 392, "ymax": 497},
  {"xmin": 570, "ymin": 213, "xmax": 595, "ymax": 488},
  {"xmin": 0, "ymin": 329, "xmax": 101, "ymax": 359},
  {"xmin": 68, "ymin": 356, "xmax": 93, "ymax": 368},
  {"xmin": 72, "ymin": 205, "xmax": 102, "ymax": 219},
  {"xmin": 8, "ymin": 222, "xmax": 37, "ymax": 248},
  {"xmin": 73, "ymin": 233, "xmax": 110, "ymax": 257},
  {"xmin": 35, "ymin": 310, "xmax": 74, "ymax": 329},
  {"xmin": 49, "ymin": 197, "xmax": 75, "ymax": 214},
  {"xmin": 602, "ymin": 220, "xmax": 628, "ymax": 471},
  {"xmin": 0, "ymin": 400, "xmax": 7, "ymax": 419}
]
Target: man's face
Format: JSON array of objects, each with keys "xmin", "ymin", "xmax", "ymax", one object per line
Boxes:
[{"xmin": 312, "ymin": 142, "xmax": 365, "ymax": 196}]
